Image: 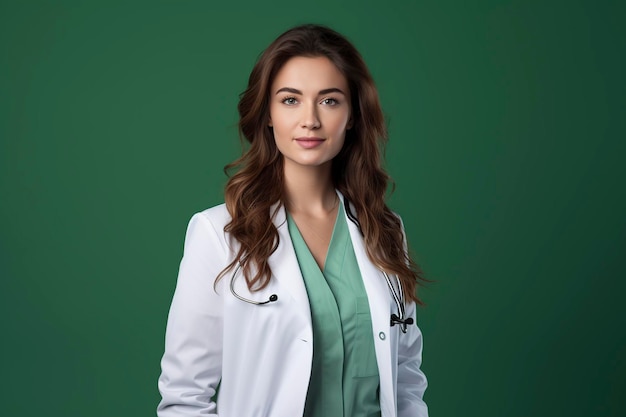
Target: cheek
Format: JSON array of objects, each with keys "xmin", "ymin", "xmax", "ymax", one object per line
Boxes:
[
  {"xmin": 271, "ymin": 123, "xmax": 290, "ymax": 142},
  {"xmin": 329, "ymin": 112, "xmax": 351, "ymax": 134},
  {"xmin": 270, "ymin": 112, "xmax": 291, "ymax": 148},
  {"xmin": 270, "ymin": 110, "xmax": 295, "ymax": 134}
]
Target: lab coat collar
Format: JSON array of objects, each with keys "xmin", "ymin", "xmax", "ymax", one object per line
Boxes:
[
  {"xmin": 338, "ymin": 190, "xmax": 396, "ymax": 415},
  {"xmin": 266, "ymin": 190, "xmax": 391, "ymax": 321},
  {"xmin": 267, "ymin": 201, "xmax": 312, "ymax": 325},
  {"xmin": 265, "ymin": 190, "xmax": 360, "ymax": 327}
]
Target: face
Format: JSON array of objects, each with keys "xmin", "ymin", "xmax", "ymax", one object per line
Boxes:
[{"xmin": 269, "ymin": 56, "xmax": 352, "ymax": 171}]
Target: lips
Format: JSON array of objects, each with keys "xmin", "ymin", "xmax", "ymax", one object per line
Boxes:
[{"xmin": 295, "ymin": 137, "xmax": 325, "ymax": 149}]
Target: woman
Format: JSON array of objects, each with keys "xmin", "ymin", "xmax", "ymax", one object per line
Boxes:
[{"xmin": 157, "ymin": 24, "xmax": 428, "ymax": 417}]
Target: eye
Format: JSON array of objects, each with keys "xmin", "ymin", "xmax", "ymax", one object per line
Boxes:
[
  {"xmin": 281, "ymin": 96, "xmax": 298, "ymax": 105},
  {"xmin": 321, "ymin": 97, "xmax": 339, "ymax": 106}
]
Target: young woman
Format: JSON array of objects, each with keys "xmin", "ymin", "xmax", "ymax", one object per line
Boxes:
[{"xmin": 157, "ymin": 24, "xmax": 428, "ymax": 417}]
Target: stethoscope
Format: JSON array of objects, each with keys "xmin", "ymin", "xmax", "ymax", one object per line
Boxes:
[
  {"xmin": 229, "ymin": 264, "xmax": 413, "ymax": 333},
  {"xmin": 228, "ymin": 196, "xmax": 415, "ymax": 333}
]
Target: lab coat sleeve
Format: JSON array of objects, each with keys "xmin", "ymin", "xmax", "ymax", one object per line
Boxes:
[
  {"xmin": 396, "ymin": 301, "xmax": 429, "ymax": 417},
  {"xmin": 396, "ymin": 214, "xmax": 428, "ymax": 417},
  {"xmin": 157, "ymin": 212, "xmax": 227, "ymax": 417}
]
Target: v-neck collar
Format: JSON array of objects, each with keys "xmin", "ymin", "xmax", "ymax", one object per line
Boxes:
[{"xmin": 286, "ymin": 200, "xmax": 344, "ymax": 274}]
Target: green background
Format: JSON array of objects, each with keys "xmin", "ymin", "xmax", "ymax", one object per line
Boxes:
[{"xmin": 1, "ymin": 1, "xmax": 624, "ymax": 416}]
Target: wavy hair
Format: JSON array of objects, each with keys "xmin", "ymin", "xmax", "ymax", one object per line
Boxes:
[{"xmin": 218, "ymin": 24, "xmax": 425, "ymax": 303}]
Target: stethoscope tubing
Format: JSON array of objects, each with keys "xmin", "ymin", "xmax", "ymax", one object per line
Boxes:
[
  {"xmin": 229, "ymin": 263, "xmax": 278, "ymax": 305},
  {"xmin": 228, "ymin": 195, "xmax": 413, "ymax": 333},
  {"xmin": 229, "ymin": 263, "xmax": 412, "ymax": 333}
]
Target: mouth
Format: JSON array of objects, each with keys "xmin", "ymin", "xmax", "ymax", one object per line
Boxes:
[{"xmin": 295, "ymin": 137, "xmax": 325, "ymax": 149}]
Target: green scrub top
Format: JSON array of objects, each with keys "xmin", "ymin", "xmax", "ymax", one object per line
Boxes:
[{"xmin": 287, "ymin": 203, "xmax": 381, "ymax": 417}]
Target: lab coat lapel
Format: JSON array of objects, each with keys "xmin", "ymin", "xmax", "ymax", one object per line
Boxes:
[
  {"xmin": 338, "ymin": 190, "xmax": 397, "ymax": 417},
  {"xmin": 267, "ymin": 203, "xmax": 313, "ymax": 326}
]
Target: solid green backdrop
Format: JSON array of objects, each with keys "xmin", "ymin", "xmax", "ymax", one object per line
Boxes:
[{"xmin": 1, "ymin": 1, "xmax": 624, "ymax": 416}]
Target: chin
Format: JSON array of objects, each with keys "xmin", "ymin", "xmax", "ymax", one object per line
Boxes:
[{"xmin": 285, "ymin": 156, "xmax": 333, "ymax": 168}]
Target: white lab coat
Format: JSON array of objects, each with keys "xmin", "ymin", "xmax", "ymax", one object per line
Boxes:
[{"xmin": 157, "ymin": 191, "xmax": 428, "ymax": 417}]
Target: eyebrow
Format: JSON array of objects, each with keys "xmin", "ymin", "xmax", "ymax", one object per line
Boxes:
[{"xmin": 275, "ymin": 87, "xmax": 346, "ymax": 96}]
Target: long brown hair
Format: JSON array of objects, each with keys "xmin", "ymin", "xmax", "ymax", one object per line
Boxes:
[{"xmin": 219, "ymin": 24, "xmax": 425, "ymax": 303}]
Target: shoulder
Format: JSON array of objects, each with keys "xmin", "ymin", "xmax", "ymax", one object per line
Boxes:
[
  {"xmin": 393, "ymin": 211, "xmax": 405, "ymax": 229},
  {"xmin": 183, "ymin": 203, "xmax": 234, "ymax": 255},
  {"xmin": 193, "ymin": 203, "xmax": 232, "ymax": 229}
]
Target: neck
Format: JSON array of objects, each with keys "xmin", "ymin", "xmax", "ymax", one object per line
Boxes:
[{"xmin": 283, "ymin": 161, "xmax": 337, "ymax": 216}]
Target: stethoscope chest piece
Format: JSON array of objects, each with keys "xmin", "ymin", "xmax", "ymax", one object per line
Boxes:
[{"xmin": 229, "ymin": 264, "xmax": 279, "ymax": 306}]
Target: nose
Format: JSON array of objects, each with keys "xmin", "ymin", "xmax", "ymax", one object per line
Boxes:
[{"xmin": 300, "ymin": 102, "xmax": 320, "ymax": 130}]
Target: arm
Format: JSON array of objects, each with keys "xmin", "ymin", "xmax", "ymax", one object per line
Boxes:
[
  {"xmin": 396, "ymin": 301, "xmax": 429, "ymax": 417},
  {"xmin": 157, "ymin": 212, "xmax": 226, "ymax": 417},
  {"xmin": 395, "ymin": 214, "xmax": 429, "ymax": 417}
]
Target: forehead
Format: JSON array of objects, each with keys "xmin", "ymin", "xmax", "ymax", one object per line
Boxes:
[{"xmin": 271, "ymin": 56, "xmax": 349, "ymax": 93}]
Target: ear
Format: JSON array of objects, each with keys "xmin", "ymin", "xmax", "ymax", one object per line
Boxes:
[
  {"xmin": 268, "ymin": 116, "xmax": 273, "ymax": 127},
  {"xmin": 346, "ymin": 117, "xmax": 353, "ymax": 130}
]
